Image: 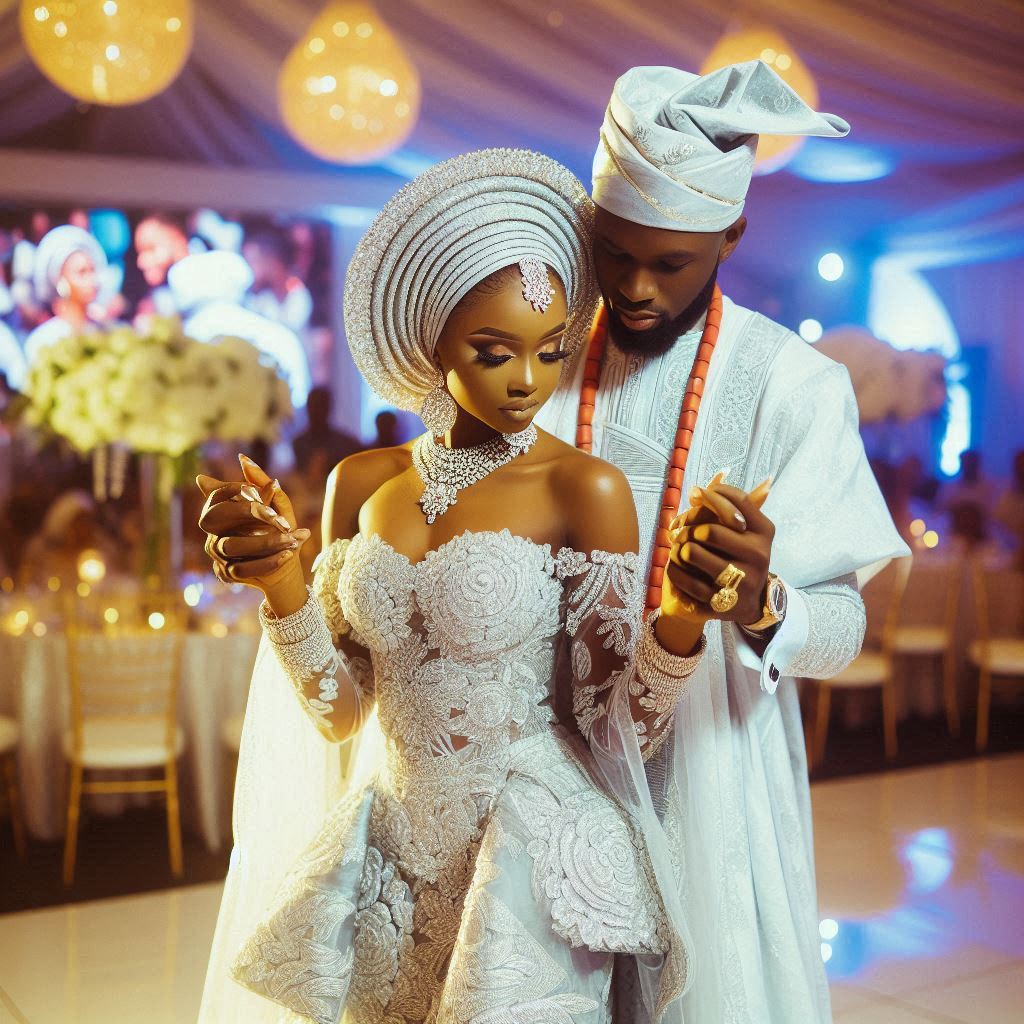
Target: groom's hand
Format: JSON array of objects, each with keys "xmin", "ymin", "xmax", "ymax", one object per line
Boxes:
[{"xmin": 665, "ymin": 480, "xmax": 774, "ymax": 626}]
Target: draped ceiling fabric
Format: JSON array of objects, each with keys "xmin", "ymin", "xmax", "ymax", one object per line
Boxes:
[
  {"xmin": 1, "ymin": 0, "xmax": 1021, "ymax": 458},
  {"xmin": 0, "ymin": 1, "xmax": 1019, "ymax": 243}
]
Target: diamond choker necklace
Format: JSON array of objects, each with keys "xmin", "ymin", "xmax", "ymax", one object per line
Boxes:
[{"xmin": 412, "ymin": 425, "xmax": 537, "ymax": 524}]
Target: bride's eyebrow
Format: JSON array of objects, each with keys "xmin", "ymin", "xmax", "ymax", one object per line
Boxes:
[{"xmin": 467, "ymin": 327, "xmax": 519, "ymax": 341}]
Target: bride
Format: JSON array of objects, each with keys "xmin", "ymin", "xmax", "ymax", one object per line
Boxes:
[{"xmin": 196, "ymin": 150, "xmax": 740, "ymax": 1024}]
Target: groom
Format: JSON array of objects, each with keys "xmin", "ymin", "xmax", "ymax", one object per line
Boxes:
[{"xmin": 537, "ymin": 62, "xmax": 908, "ymax": 1021}]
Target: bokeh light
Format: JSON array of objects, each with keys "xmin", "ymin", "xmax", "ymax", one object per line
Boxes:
[
  {"xmin": 20, "ymin": 0, "xmax": 193, "ymax": 106},
  {"xmin": 279, "ymin": 2, "xmax": 420, "ymax": 164},
  {"xmin": 818, "ymin": 252, "xmax": 845, "ymax": 281},
  {"xmin": 799, "ymin": 318, "xmax": 824, "ymax": 342}
]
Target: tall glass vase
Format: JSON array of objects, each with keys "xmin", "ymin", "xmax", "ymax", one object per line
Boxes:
[{"xmin": 140, "ymin": 450, "xmax": 198, "ymax": 589}]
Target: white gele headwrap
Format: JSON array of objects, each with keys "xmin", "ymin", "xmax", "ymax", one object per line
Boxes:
[
  {"xmin": 32, "ymin": 225, "xmax": 107, "ymax": 305},
  {"xmin": 593, "ymin": 61, "xmax": 850, "ymax": 233},
  {"xmin": 344, "ymin": 148, "xmax": 600, "ymax": 413}
]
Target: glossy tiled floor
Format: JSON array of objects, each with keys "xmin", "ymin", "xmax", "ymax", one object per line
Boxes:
[{"xmin": 1, "ymin": 755, "xmax": 1022, "ymax": 1023}]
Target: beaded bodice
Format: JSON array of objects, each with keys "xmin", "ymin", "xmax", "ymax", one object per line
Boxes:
[{"xmin": 337, "ymin": 530, "xmax": 584, "ymax": 776}]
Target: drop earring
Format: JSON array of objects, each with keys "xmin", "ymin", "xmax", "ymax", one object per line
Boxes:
[
  {"xmin": 56, "ymin": 277, "xmax": 71, "ymax": 300},
  {"xmin": 420, "ymin": 382, "xmax": 457, "ymax": 437}
]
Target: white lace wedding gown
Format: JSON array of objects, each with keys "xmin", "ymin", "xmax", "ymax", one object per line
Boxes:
[{"xmin": 200, "ymin": 528, "xmax": 694, "ymax": 1024}]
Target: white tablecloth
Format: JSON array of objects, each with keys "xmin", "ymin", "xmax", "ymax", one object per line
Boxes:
[{"xmin": 0, "ymin": 630, "xmax": 259, "ymax": 851}]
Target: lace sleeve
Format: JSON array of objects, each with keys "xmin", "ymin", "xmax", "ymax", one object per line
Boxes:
[
  {"xmin": 259, "ymin": 538, "xmax": 375, "ymax": 743},
  {"xmin": 558, "ymin": 548, "xmax": 705, "ymax": 764},
  {"xmin": 787, "ymin": 573, "xmax": 866, "ymax": 678}
]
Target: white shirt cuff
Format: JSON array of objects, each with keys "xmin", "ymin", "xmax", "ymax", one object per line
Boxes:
[{"xmin": 733, "ymin": 579, "xmax": 810, "ymax": 695}]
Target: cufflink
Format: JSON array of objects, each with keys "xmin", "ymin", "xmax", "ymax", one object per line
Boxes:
[{"xmin": 769, "ymin": 664, "xmax": 780, "ymax": 683}]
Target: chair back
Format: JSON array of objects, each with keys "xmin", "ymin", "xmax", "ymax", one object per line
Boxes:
[
  {"xmin": 66, "ymin": 620, "xmax": 184, "ymax": 757},
  {"xmin": 897, "ymin": 554, "xmax": 962, "ymax": 633},
  {"xmin": 861, "ymin": 556, "xmax": 912, "ymax": 655},
  {"xmin": 971, "ymin": 559, "xmax": 1024, "ymax": 648}
]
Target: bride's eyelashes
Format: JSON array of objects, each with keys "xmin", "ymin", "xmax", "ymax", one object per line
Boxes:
[
  {"xmin": 474, "ymin": 350, "xmax": 512, "ymax": 366},
  {"xmin": 473, "ymin": 348, "xmax": 569, "ymax": 367},
  {"xmin": 539, "ymin": 348, "xmax": 570, "ymax": 364}
]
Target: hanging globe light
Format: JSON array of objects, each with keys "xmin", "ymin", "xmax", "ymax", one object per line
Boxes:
[
  {"xmin": 20, "ymin": 1, "xmax": 193, "ymax": 106},
  {"xmin": 278, "ymin": 2, "xmax": 420, "ymax": 165},
  {"xmin": 701, "ymin": 27, "xmax": 818, "ymax": 175}
]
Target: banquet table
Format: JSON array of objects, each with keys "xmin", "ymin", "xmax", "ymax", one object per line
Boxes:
[{"xmin": 0, "ymin": 628, "xmax": 259, "ymax": 851}]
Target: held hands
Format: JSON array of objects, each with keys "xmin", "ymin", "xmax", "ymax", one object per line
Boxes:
[
  {"xmin": 196, "ymin": 455, "xmax": 311, "ymax": 610},
  {"xmin": 660, "ymin": 471, "xmax": 774, "ymax": 631}
]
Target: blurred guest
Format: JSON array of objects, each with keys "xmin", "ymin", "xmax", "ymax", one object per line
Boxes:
[
  {"xmin": 7, "ymin": 210, "xmax": 54, "ymax": 330},
  {"xmin": 373, "ymin": 409, "xmax": 400, "ymax": 449},
  {"xmin": 995, "ymin": 450, "xmax": 1024, "ymax": 566},
  {"xmin": 17, "ymin": 490, "xmax": 118, "ymax": 589},
  {"xmin": 291, "ymin": 385, "xmax": 361, "ymax": 473},
  {"xmin": 885, "ymin": 455, "xmax": 939, "ymax": 543},
  {"xmin": 940, "ymin": 450, "xmax": 989, "ymax": 544},
  {"xmin": 242, "ymin": 229, "xmax": 313, "ymax": 334},
  {"xmin": 23, "ymin": 226, "xmax": 108, "ymax": 363},
  {"xmin": 171, "ymin": 250, "xmax": 311, "ymax": 407},
  {"xmin": 133, "ymin": 212, "xmax": 191, "ymax": 321},
  {"xmin": 0, "ymin": 321, "xmax": 26, "ymax": 391}
]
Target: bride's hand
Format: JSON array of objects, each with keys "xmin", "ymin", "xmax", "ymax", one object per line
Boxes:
[
  {"xmin": 656, "ymin": 475, "xmax": 771, "ymax": 651},
  {"xmin": 196, "ymin": 454, "xmax": 310, "ymax": 600}
]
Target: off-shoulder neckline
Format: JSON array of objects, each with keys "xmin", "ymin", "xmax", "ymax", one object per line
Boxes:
[{"xmin": 330, "ymin": 528, "xmax": 638, "ymax": 573}]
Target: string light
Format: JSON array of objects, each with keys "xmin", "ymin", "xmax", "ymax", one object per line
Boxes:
[{"xmin": 148, "ymin": 611, "xmax": 166, "ymax": 630}]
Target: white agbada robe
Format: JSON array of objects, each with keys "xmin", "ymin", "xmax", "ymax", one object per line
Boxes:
[{"xmin": 536, "ymin": 294, "xmax": 909, "ymax": 1023}]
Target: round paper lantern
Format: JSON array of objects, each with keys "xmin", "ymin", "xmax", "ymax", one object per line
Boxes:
[
  {"xmin": 701, "ymin": 27, "xmax": 817, "ymax": 175},
  {"xmin": 20, "ymin": 1, "xmax": 193, "ymax": 106},
  {"xmin": 279, "ymin": 2, "xmax": 420, "ymax": 165}
]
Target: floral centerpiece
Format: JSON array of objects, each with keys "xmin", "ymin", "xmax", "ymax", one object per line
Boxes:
[{"xmin": 21, "ymin": 317, "xmax": 293, "ymax": 581}]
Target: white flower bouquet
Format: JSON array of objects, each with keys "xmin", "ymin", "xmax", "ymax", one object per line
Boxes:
[{"xmin": 22, "ymin": 317, "xmax": 293, "ymax": 457}]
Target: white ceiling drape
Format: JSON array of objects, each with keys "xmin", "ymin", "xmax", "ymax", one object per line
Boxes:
[{"xmin": 0, "ymin": 1, "xmax": 1021, "ymax": 283}]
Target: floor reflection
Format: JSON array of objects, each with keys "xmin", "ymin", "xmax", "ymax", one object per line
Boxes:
[{"xmin": 815, "ymin": 754, "xmax": 1023, "ymax": 1020}]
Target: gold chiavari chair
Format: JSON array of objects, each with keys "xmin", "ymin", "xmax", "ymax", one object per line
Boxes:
[
  {"xmin": 969, "ymin": 559, "xmax": 1024, "ymax": 751},
  {"xmin": 0, "ymin": 715, "xmax": 27, "ymax": 860},
  {"xmin": 62, "ymin": 610, "xmax": 186, "ymax": 885},
  {"xmin": 891, "ymin": 553, "xmax": 963, "ymax": 737},
  {"xmin": 811, "ymin": 557, "xmax": 912, "ymax": 768}
]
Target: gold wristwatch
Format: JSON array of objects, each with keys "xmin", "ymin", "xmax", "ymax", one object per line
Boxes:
[{"xmin": 740, "ymin": 573, "xmax": 787, "ymax": 635}]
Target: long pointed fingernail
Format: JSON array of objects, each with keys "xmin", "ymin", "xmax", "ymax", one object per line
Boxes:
[
  {"xmin": 734, "ymin": 512, "xmax": 747, "ymax": 527},
  {"xmin": 240, "ymin": 484, "xmax": 261, "ymax": 503},
  {"xmin": 274, "ymin": 514, "xmax": 293, "ymax": 531},
  {"xmin": 689, "ymin": 486, "xmax": 703, "ymax": 506}
]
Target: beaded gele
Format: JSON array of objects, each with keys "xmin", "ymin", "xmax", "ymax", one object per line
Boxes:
[{"xmin": 343, "ymin": 149, "xmax": 600, "ymax": 414}]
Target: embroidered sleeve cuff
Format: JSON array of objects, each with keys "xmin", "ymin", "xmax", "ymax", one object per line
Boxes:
[
  {"xmin": 637, "ymin": 610, "xmax": 707, "ymax": 694},
  {"xmin": 259, "ymin": 587, "xmax": 323, "ymax": 641}
]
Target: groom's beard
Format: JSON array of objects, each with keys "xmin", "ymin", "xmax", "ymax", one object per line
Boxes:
[{"xmin": 607, "ymin": 267, "xmax": 718, "ymax": 358}]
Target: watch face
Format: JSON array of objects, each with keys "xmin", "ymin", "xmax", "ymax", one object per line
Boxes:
[{"xmin": 768, "ymin": 577, "xmax": 787, "ymax": 619}]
